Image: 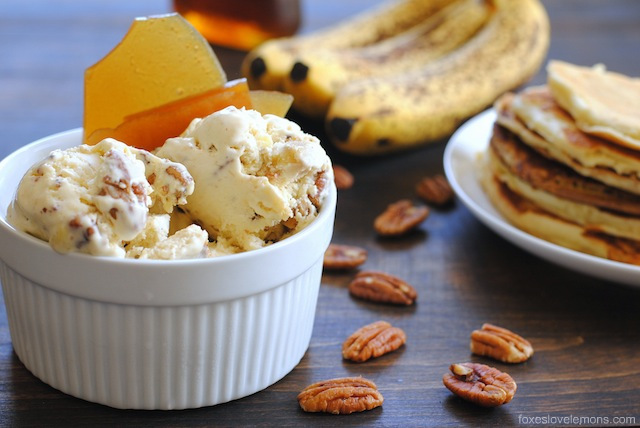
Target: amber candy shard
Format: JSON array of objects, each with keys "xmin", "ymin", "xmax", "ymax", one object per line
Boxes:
[
  {"xmin": 84, "ymin": 13, "xmax": 227, "ymax": 143},
  {"xmin": 249, "ymin": 90, "xmax": 293, "ymax": 117},
  {"xmin": 86, "ymin": 79, "xmax": 252, "ymax": 151}
]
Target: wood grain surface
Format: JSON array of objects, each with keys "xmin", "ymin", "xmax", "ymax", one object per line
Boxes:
[{"xmin": 1, "ymin": 1, "xmax": 640, "ymax": 426}]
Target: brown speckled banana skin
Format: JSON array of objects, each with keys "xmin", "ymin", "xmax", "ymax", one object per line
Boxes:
[
  {"xmin": 241, "ymin": 0, "xmax": 457, "ymax": 92},
  {"xmin": 284, "ymin": 0, "xmax": 492, "ymax": 118},
  {"xmin": 326, "ymin": 0, "xmax": 550, "ymax": 155}
]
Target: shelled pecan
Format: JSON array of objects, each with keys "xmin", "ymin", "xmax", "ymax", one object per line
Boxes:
[
  {"xmin": 374, "ymin": 199, "xmax": 429, "ymax": 236},
  {"xmin": 348, "ymin": 271, "xmax": 417, "ymax": 305},
  {"xmin": 298, "ymin": 377, "xmax": 383, "ymax": 414},
  {"xmin": 333, "ymin": 164, "xmax": 354, "ymax": 190},
  {"xmin": 323, "ymin": 243, "xmax": 367, "ymax": 270},
  {"xmin": 470, "ymin": 323, "xmax": 534, "ymax": 363},
  {"xmin": 342, "ymin": 320, "xmax": 406, "ymax": 362},
  {"xmin": 443, "ymin": 362, "xmax": 517, "ymax": 407},
  {"xmin": 416, "ymin": 174, "xmax": 454, "ymax": 205}
]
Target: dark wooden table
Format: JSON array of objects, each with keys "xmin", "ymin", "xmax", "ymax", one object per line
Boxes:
[{"xmin": 1, "ymin": 1, "xmax": 640, "ymax": 426}]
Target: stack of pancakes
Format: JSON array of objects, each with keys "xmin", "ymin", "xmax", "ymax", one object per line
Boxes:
[{"xmin": 483, "ymin": 60, "xmax": 640, "ymax": 264}]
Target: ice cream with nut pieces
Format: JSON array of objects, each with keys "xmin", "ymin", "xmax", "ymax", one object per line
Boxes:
[
  {"xmin": 8, "ymin": 107, "xmax": 333, "ymax": 259},
  {"xmin": 156, "ymin": 106, "xmax": 333, "ymax": 253},
  {"xmin": 7, "ymin": 138, "xmax": 197, "ymax": 258}
]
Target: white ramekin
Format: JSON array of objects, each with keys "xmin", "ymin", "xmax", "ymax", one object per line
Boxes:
[{"xmin": 0, "ymin": 129, "xmax": 336, "ymax": 410}]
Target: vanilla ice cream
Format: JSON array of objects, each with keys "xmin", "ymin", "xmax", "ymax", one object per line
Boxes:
[
  {"xmin": 156, "ymin": 106, "xmax": 333, "ymax": 253},
  {"xmin": 8, "ymin": 108, "xmax": 332, "ymax": 259},
  {"xmin": 7, "ymin": 138, "xmax": 196, "ymax": 257},
  {"xmin": 127, "ymin": 222, "xmax": 209, "ymax": 260}
]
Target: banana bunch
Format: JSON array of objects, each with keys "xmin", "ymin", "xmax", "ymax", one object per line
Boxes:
[
  {"xmin": 243, "ymin": 0, "xmax": 550, "ymax": 155},
  {"xmin": 284, "ymin": 0, "xmax": 492, "ymax": 118},
  {"xmin": 241, "ymin": 0, "xmax": 457, "ymax": 92}
]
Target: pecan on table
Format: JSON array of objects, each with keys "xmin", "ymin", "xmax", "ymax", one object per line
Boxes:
[
  {"xmin": 323, "ymin": 243, "xmax": 367, "ymax": 270},
  {"xmin": 416, "ymin": 174, "xmax": 454, "ymax": 205},
  {"xmin": 348, "ymin": 271, "xmax": 417, "ymax": 305},
  {"xmin": 333, "ymin": 164, "xmax": 354, "ymax": 190},
  {"xmin": 298, "ymin": 377, "xmax": 383, "ymax": 414},
  {"xmin": 342, "ymin": 320, "xmax": 406, "ymax": 362},
  {"xmin": 443, "ymin": 362, "xmax": 517, "ymax": 407},
  {"xmin": 470, "ymin": 323, "xmax": 534, "ymax": 363},
  {"xmin": 374, "ymin": 199, "xmax": 429, "ymax": 236}
]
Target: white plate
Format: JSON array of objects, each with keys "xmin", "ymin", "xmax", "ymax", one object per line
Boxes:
[{"xmin": 443, "ymin": 109, "xmax": 640, "ymax": 287}]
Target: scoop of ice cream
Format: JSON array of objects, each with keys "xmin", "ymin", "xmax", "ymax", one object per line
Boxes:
[
  {"xmin": 8, "ymin": 138, "xmax": 195, "ymax": 257},
  {"xmin": 156, "ymin": 106, "xmax": 333, "ymax": 252}
]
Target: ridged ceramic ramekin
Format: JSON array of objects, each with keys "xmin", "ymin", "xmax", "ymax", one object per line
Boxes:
[{"xmin": 0, "ymin": 129, "xmax": 336, "ymax": 410}]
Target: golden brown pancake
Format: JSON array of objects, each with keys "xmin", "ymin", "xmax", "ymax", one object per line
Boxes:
[
  {"xmin": 490, "ymin": 124, "xmax": 640, "ymax": 215},
  {"xmin": 488, "ymin": 125, "xmax": 640, "ymax": 240},
  {"xmin": 547, "ymin": 60, "xmax": 640, "ymax": 150},
  {"xmin": 481, "ymin": 169, "xmax": 640, "ymax": 266},
  {"xmin": 495, "ymin": 91, "xmax": 640, "ymax": 195},
  {"xmin": 512, "ymin": 86, "xmax": 640, "ymax": 174}
]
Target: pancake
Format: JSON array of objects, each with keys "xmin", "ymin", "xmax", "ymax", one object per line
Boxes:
[
  {"xmin": 488, "ymin": 124, "xmax": 640, "ymax": 240},
  {"xmin": 511, "ymin": 86, "xmax": 640, "ymax": 176},
  {"xmin": 495, "ymin": 92, "xmax": 640, "ymax": 195},
  {"xmin": 481, "ymin": 168, "xmax": 640, "ymax": 266},
  {"xmin": 483, "ymin": 61, "xmax": 640, "ymax": 265},
  {"xmin": 547, "ymin": 60, "xmax": 640, "ymax": 150}
]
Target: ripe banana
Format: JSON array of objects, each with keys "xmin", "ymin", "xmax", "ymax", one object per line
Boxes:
[
  {"xmin": 284, "ymin": 0, "xmax": 492, "ymax": 118},
  {"xmin": 326, "ymin": 0, "xmax": 550, "ymax": 155},
  {"xmin": 241, "ymin": 0, "xmax": 458, "ymax": 92}
]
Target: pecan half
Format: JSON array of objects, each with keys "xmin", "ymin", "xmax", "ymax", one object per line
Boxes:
[
  {"xmin": 309, "ymin": 171, "xmax": 327, "ymax": 208},
  {"xmin": 343, "ymin": 320, "xmax": 406, "ymax": 362},
  {"xmin": 333, "ymin": 164, "xmax": 354, "ymax": 190},
  {"xmin": 166, "ymin": 165, "xmax": 190, "ymax": 186},
  {"xmin": 470, "ymin": 324, "xmax": 534, "ymax": 363},
  {"xmin": 416, "ymin": 174, "xmax": 454, "ymax": 205},
  {"xmin": 374, "ymin": 199, "xmax": 429, "ymax": 236},
  {"xmin": 443, "ymin": 362, "xmax": 517, "ymax": 407},
  {"xmin": 324, "ymin": 243, "xmax": 367, "ymax": 270},
  {"xmin": 348, "ymin": 271, "xmax": 417, "ymax": 305},
  {"xmin": 298, "ymin": 377, "xmax": 383, "ymax": 414}
]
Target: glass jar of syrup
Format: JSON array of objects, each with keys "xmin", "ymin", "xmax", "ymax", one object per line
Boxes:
[{"xmin": 173, "ymin": 0, "xmax": 301, "ymax": 51}]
